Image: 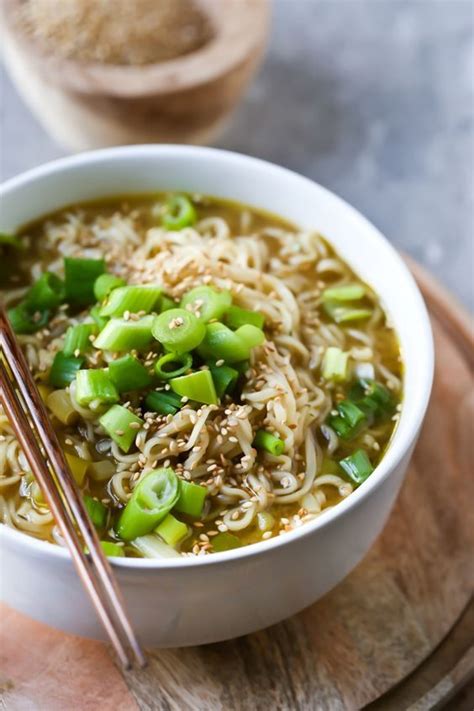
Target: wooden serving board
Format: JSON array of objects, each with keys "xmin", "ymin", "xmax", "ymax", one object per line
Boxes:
[{"xmin": 1, "ymin": 262, "xmax": 473, "ymax": 711}]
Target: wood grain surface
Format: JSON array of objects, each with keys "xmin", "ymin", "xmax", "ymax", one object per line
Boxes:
[{"xmin": 1, "ymin": 263, "xmax": 473, "ymax": 711}]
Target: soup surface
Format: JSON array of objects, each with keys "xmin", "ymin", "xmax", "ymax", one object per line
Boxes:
[{"xmin": 0, "ymin": 194, "xmax": 402, "ymax": 557}]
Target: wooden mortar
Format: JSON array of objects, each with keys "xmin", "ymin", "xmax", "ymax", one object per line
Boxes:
[{"xmin": 1, "ymin": 0, "xmax": 270, "ymax": 151}]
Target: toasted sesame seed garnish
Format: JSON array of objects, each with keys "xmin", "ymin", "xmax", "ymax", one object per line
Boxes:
[
  {"xmin": 262, "ymin": 531, "xmax": 272, "ymax": 540},
  {"xmin": 115, "ymin": 429, "xmax": 124, "ymax": 436},
  {"xmin": 128, "ymin": 422, "xmax": 141, "ymax": 429}
]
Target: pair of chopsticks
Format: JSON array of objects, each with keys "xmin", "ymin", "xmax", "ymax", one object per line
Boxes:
[{"xmin": 0, "ymin": 304, "xmax": 146, "ymax": 669}]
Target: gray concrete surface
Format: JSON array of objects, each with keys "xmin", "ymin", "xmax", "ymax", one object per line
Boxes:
[{"xmin": 1, "ymin": 0, "xmax": 473, "ymax": 309}]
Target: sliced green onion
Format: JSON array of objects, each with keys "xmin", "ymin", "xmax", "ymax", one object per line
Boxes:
[
  {"xmin": 88, "ymin": 460, "xmax": 116, "ymax": 482},
  {"xmin": 90, "ymin": 305, "xmax": 109, "ymax": 331},
  {"xmin": 253, "ymin": 429, "xmax": 285, "ymax": 456},
  {"xmin": 0, "ymin": 232, "xmax": 24, "ymax": 249},
  {"xmin": 339, "ymin": 449, "xmax": 374, "ymax": 485},
  {"xmin": 46, "ymin": 389, "xmax": 78, "ymax": 425},
  {"xmin": 84, "ymin": 495, "xmax": 108, "ymax": 529},
  {"xmin": 133, "ymin": 534, "xmax": 181, "ymax": 558},
  {"xmin": 152, "ymin": 308, "xmax": 205, "ymax": 355},
  {"xmin": 323, "ymin": 302, "xmax": 372, "ymax": 323},
  {"xmin": 108, "ymin": 355, "xmax": 153, "ymax": 392},
  {"xmin": 64, "ymin": 257, "xmax": 105, "ymax": 306},
  {"xmin": 8, "ymin": 303, "xmax": 50, "ymax": 334},
  {"xmin": 75, "ymin": 369, "xmax": 119, "ymax": 407},
  {"xmin": 144, "ymin": 390, "xmax": 183, "ymax": 416},
  {"xmin": 49, "ymin": 352, "xmax": 84, "ymax": 388},
  {"xmin": 155, "ymin": 513, "xmax": 189, "ymax": 546},
  {"xmin": 93, "ymin": 315, "xmax": 155, "ymax": 352},
  {"xmin": 212, "ymin": 532, "xmax": 241, "ymax": 552},
  {"xmin": 322, "ymin": 283, "xmax": 365, "ymax": 302},
  {"xmin": 116, "ymin": 468, "xmax": 179, "ymax": 540},
  {"xmin": 225, "ymin": 305, "xmax": 265, "ymax": 330},
  {"xmin": 321, "ymin": 347, "xmax": 349, "ymax": 382},
  {"xmin": 327, "ymin": 399, "xmax": 367, "ymax": 439},
  {"xmin": 350, "ymin": 378, "xmax": 396, "ymax": 419},
  {"xmin": 197, "ymin": 323, "xmax": 265, "ymax": 363},
  {"xmin": 181, "ymin": 286, "xmax": 232, "ymax": 323},
  {"xmin": 93, "ymin": 273, "xmax": 126, "ymax": 302},
  {"xmin": 100, "ymin": 541, "xmax": 124, "ymax": 557},
  {"xmin": 160, "ymin": 295, "xmax": 177, "ymax": 312},
  {"xmin": 99, "ymin": 405, "xmax": 144, "ymax": 453},
  {"xmin": 65, "ymin": 453, "xmax": 88, "ymax": 485},
  {"xmin": 173, "ymin": 480, "xmax": 207, "ymax": 517},
  {"xmin": 162, "ymin": 194, "xmax": 196, "ymax": 230},
  {"xmin": 170, "ymin": 370, "xmax": 218, "ymax": 405},
  {"xmin": 25, "ymin": 272, "xmax": 65, "ymax": 310},
  {"xmin": 256, "ymin": 512, "xmax": 274, "ymax": 532},
  {"xmin": 100, "ymin": 285, "xmax": 162, "ymax": 318},
  {"xmin": 154, "ymin": 352, "xmax": 192, "ymax": 380},
  {"xmin": 209, "ymin": 363, "xmax": 239, "ymax": 398},
  {"xmin": 63, "ymin": 323, "xmax": 98, "ymax": 357}
]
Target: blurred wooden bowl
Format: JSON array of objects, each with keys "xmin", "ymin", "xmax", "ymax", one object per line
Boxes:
[{"xmin": 1, "ymin": 0, "xmax": 270, "ymax": 151}]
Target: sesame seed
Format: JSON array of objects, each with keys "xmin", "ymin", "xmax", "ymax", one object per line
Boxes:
[{"xmin": 262, "ymin": 531, "xmax": 272, "ymax": 540}]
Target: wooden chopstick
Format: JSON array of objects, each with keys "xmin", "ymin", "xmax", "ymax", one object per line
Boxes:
[{"xmin": 0, "ymin": 306, "xmax": 146, "ymax": 669}]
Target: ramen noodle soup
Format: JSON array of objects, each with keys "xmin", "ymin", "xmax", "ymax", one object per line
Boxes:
[{"xmin": 0, "ymin": 194, "xmax": 402, "ymax": 558}]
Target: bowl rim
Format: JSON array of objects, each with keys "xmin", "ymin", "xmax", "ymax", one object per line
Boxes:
[{"xmin": 0, "ymin": 144, "xmax": 434, "ymax": 569}]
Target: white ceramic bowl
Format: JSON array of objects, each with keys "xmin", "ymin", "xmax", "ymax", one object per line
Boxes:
[{"xmin": 0, "ymin": 146, "xmax": 434, "ymax": 647}]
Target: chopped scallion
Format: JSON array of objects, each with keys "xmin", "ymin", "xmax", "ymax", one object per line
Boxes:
[
  {"xmin": 100, "ymin": 541, "xmax": 125, "ymax": 557},
  {"xmin": 99, "ymin": 405, "xmax": 144, "ymax": 452},
  {"xmin": 162, "ymin": 194, "xmax": 196, "ymax": 231},
  {"xmin": 75, "ymin": 369, "xmax": 119, "ymax": 407},
  {"xmin": 152, "ymin": 308, "xmax": 205, "ymax": 355},
  {"xmin": 7, "ymin": 303, "xmax": 50, "ymax": 334},
  {"xmin": 108, "ymin": 354, "xmax": 153, "ymax": 392},
  {"xmin": 84, "ymin": 495, "xmax": 108, "ymax": 529},
  {"xmin": 100, "ymin": 285, "xmax": 162, "ymax": 318},
  {"xmin": 197, "ymin": 323, "xmax": 265, "ymax": 363},
  {"xmin": 181, "ymin": 286, "xmax": 232, "ymax": 323},
  {"xmin": 24, "ymin": 272, "xmax": 65, "ymax": 310},
  {"xmin": 212, "ymin": 532, "xmax": 241, "ymax": 552},
  {"xmin": 253, "ymin": 429, "xmax": 285, "ymax": 456},
  {"xmin": 209, "ymin": 363, "xmax": 239, "ymax": 398},
  {"xmin": 93, "ymin": 273, "xmax": 126, "ymax": 302},
  {"xmin": 321, "ymin": 347, "xmax": 349, "ymax": 382},
  {"xmin": 144, "ymin": 390, "xmax": 183, "ymax": 416},
  {"xmin": 46, "ymin": 389, "xmax": 78, "ymax": 425},
  {"xmin": 116, "ymin": 468, "xmax": 179, "ymax": 540},
  {"xmin": 49, "ymin": 352, "xmax": 84, "ymax": 388},
  {"xmin": 93, "ymin": 315, "xmax": 155, "ymax": 352},
  {"xmin": 170, "ymin": 369, "xmax": 218, "ymax": 405},
  {"xmin": 155, "ymin": 514, "xmax": 188, "ymax": 547},
  {"xmin": 65, "ymin": 453, "xmax": 88, "ymax": 485},
  {"xmin": 154, "ymin": 352, "xmax": 192, "ymax": 380},
  {"xmin": 322, "ymin": 283, "xmax": 365, "ymax": 302},
  {"xmin": 339, "ymin": 449, "xmax": 374, "ymax": 485},
  {"xmin": 63, "ymin": 323, "xmax": 98, "ymax": 357},
  {"xmin": 224, "ymin": 305, "xmax": 265, "ymax": 330},
  {"xmin": 323, "ymin": 302, "xmax": 372, "ymax": 323},
  {"xmin": 64, "ymin": 257, "xmax": 105, "ymax": 306},
  {"xmin": 327, "ymin": 400, "xmax": 367, "ymax": 440},
  {"xmin": 173, "ymin": 480, "xmax": 207, "ymax": 517}
]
